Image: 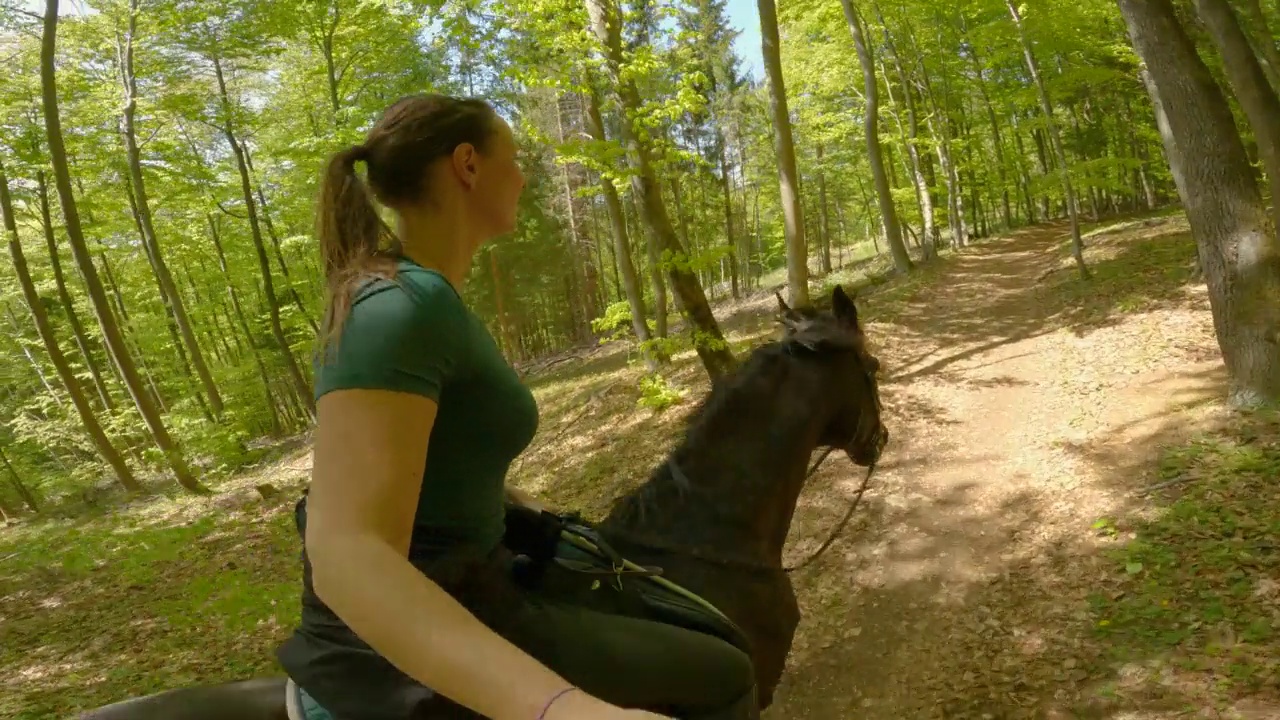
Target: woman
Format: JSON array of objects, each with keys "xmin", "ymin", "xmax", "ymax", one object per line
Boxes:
[{"xmin": 275, "ymin": 93, "xmax": 757, "ymax": 720}]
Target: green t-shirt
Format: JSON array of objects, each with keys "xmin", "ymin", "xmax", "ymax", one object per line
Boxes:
[{"xmin": 314, "ymin": 259, "xmax": 538, "ymax": 558}]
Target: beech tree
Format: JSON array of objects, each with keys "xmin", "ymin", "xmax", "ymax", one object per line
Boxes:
[{"xmin": 1118, "ymin": 0, "xmax": 1280, "ymax": 407}]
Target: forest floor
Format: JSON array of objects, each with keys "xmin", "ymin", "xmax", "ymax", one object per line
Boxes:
[{"xmin": 2, "ymin": 211, "xmax": 1279, "ymax": 720}]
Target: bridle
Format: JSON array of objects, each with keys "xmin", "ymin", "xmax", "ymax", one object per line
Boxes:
[{"xmin": 615, "ymin": 334, "xmax": 885, "ymax": 575}]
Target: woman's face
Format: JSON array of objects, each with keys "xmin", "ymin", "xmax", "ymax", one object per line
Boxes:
[{"xmin": 467, "ymin": 117, "xmax": 525, "ymax": 240}]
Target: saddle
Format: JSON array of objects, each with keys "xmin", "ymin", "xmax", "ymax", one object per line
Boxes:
[{"xmin": 501, "ymin": 504, "xmax": 752, "ymax": 658}]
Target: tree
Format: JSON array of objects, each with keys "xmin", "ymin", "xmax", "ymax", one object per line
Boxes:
[
  {"xmin": 1117, "ymin": 0, "xmax": 1280, "ymax": 407},
  {"xmin": 1006, "ymin": 0, "xmax": 1090, "ymax": 280},
  {"xmin": 584, "ymin": 0, "xmax": 735, "ymax": 380},
  {"xmin": 1191, "ymin": 0, "xmax": 1280, "ymax": 236},
  {"xmin": 757, "ymin": 0, "xmax": 810, "ymax": 306},
  {"xmin": 841, "ymin": 0, "xmax": 913, "ymax": 274},
  {"xmin": 115, "ymin": 0, "xmax": 224, "ymax": 417},
  {"xmin": 39, "ymin": 0, "xmax": 205, "ymax": 493},
  {"xmin": 1, "ymin": 155, "xmax": 140, "ymax": 493}
]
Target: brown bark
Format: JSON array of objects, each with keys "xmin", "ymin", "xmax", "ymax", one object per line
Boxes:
[
  {"xmin": 123, "ymin": 175, "xmax": 213, "ymax": 421},
  {"xmin": 98, "ymin": 250, "xmax": 166, "ymax": 413},
  {"xmin": 1, "ymin": 156, "xmax": 140, "ymax": 493},
  {"xmin": 586, "ymin": 0, "xmax": 734, "ymax": 379},
  {"xmin": 487, "ymin": 247, "xmax": 519, "ymax": 361},
  {"xmin": 756, "ymin": 0, "xmax": 811, "ymax": 305},
  {"xmin": 39, "ymin": 0, "xmax": 203, "ymax": 493},
  {"xmin": 1119, "ymin": 0, "xmax": 1280, "ymax": 407},
  {"xmin": 903, "ymin": 14, "xmax": 965, "ymax": 247}
]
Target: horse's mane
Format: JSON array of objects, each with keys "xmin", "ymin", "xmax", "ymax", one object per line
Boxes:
[
  {"xmin": 681, "ymin": 340, "xmax": 792, "ymax": 440},
  {"xmin": 605, "ymin": 337, "xmax": 796, "ymax": 526}
]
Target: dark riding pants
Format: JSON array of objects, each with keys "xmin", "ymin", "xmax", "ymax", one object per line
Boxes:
[{"xmin": 277, "ymin": 503, "xmax": 757, "ymax": 720}]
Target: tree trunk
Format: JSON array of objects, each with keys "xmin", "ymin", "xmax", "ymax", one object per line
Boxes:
[
  {"xmin": 1139, "ymin": 67, "xmax": 1186, "ymax": 198},
  {"xmin": 98, "ymin": 250, "xmax": 166, "ymax": 413},
  {"xmin": 39, "ymin": 0, "xmax": 203, "ymax": 493},
  {"xmin": 1006, "ymin": 0, "xmax": 1089, "ymax": 279},
  {"xmin": 877, "ymin": 5, "xmax": 939, "ymax": 254},
  {"xmin": 211, "ymin": 55, "xmax": 314, "ymax": 416},
  {"xmin": 843, "ymin": 0, "xmax": 913, "ymax": 273},
  {"xmin": 757, "ymin": 0, "xmax": 810, "ymax": 305},
  {"xmin": 1119, "ymin": 0, "xmax": 1280, "ymax": 407},
  {"xmin": 117, "ymin": 4, "xmax": 224, "ymax": 417},
  {"xmin": 1, "ymin": 157, "xmax": 140, "ymax": 493},
  {"xmin": 907, "ymin": 36, "xmax": 965, "ymax": 246},
  {"xmin": 0, "ymin": 446, "xmax": 40, "ymax": 513},
  {"xmin": 959, "ymin": 14, "xmax": 1013, "ymax": 230},
  {"xmin": 715, "ymin": 128, "xmax": 741, "ymax": 299},
  {"xmin": 586, "ymin": 0, "xmax": 734, "ymax": 380},
  {"xmin": 35, "ymin": 171, "xmax": 114, "ymax": 412},
  {"xmin": 1237, "ymin": 0, "xmax": 1280, "ymax": 95},
  {"xmin": 581, "ymin": 86, "xmax": 659, "ymax": 370},
  {"xmin": 208, "ymin": 214, "xmax": 290, "ymax": 429},
  {"xmin": 488, "ymin": 247, "xmax": 520, "ymax": 360},
  {"xmin": 816, "ymin": 143, "xmax": 834, "ymax": 273},
  {"xmin": 5, "ymin": 302, "xmax": 63, "ymax": 408},
  {"xmin": 636, "ymin": 192, "xmax": 669, "ymax": 339},
  {"xmin": 1193, "ymin": 0, "xmax": 1280, "ymax": 235},
  {"xmin": 123, "ymin": 176, "xmax": 213, "ymax": 421}
]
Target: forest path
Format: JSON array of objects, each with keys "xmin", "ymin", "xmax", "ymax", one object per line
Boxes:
[{"xmin": 767, "ymin": 217, "xmax": 1230, "ymax": 719}]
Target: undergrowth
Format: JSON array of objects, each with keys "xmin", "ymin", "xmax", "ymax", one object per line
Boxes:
[{"xmin": 1087, "ymin": 412, "xmax": 1280, "ymax": 711}]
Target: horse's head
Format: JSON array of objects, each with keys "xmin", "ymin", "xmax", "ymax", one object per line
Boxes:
[{"xmin": 775, "ymin": 285, "xmax": 888, "ymax": 467}]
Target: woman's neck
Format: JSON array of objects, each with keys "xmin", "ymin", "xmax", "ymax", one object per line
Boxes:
[{"xmin": 396, "ymin": 205, "xmax": 480, "ymax": 290}]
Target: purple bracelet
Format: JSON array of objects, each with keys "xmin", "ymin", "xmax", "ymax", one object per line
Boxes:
[{"xmin": 537, "ymin": 687, "xmax": 578, "ymax": 720}]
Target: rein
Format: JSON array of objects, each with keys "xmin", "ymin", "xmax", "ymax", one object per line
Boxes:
[
  {"xmin": 784, "ymin": 453, "xmax": 876, "ymax": 573},
  {"xmin": 640, "ymin": 446, "xmax": 876, "ymax": 574}
]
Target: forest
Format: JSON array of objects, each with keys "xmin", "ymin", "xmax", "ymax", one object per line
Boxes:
[{"xmin": 1, "ymin": 0, "xmax": 1279, "ymax": 717}]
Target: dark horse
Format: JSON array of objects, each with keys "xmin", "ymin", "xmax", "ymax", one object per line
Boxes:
[{"xmin": 78, "ymin": 285, "xmax": 887, "ymax": 720}]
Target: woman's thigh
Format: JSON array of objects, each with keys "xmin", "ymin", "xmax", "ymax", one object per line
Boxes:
[{"xmin": 502, "ymin": 597, "xmax": 756, "ymax": 718}]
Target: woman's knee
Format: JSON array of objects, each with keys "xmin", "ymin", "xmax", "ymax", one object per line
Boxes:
[{"xmin": 700, "ymin": 640, "xmax": 757, "ymax": 712}]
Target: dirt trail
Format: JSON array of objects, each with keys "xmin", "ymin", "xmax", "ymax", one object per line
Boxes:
[{"xmin": 767, "ymin": 222, "xmax": 1226, "ymax": 719}]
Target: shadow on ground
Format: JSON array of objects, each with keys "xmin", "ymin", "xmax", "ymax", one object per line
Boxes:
[
  {"xmin": 886, "ymin": 216, "xmax": 1199, "ymax": 384},
  {"xmin": 762, "ymin": 212, "xmax": 1277, "ymax": 719}
]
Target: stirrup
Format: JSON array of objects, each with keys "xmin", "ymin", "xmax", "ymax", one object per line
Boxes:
[
  {"xmin": 284, "ymin": 678, "xmax": 304, "ymax": 720},
  {"xmin": 285, "ymin": 677, "xmax": 335, "ymax": 720}
]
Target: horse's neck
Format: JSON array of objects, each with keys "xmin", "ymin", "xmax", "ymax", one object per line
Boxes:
[{"xmin": 607, "ymin": 413, "xmax": 823, "ymax": 566}]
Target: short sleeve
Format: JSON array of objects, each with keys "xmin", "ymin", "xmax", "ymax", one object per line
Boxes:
[{"xmin": 314, "ymin": 275, "xmax": 469, "ymax": 402}]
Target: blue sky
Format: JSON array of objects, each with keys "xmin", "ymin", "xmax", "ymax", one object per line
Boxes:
[{"xmin": 725, "ymin": 0, "xmax": 764, "ymax": 81}]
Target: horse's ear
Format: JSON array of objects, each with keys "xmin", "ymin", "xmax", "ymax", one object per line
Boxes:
[
  {"xmin": 831, "ymin": 284, "xmax": 860, "ymax": 329},
  {"xmin": 775, "ymin": 289, "xmax": 806, "ymax": 329}
]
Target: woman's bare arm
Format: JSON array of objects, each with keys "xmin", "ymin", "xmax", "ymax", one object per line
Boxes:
[
  {"xmin": 303, "ymin": 388, "xmax": 656, "ymax": 720},
  {"xmin": 504, "ymin": 483, "xmax": 546, "ymax": 512}
]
